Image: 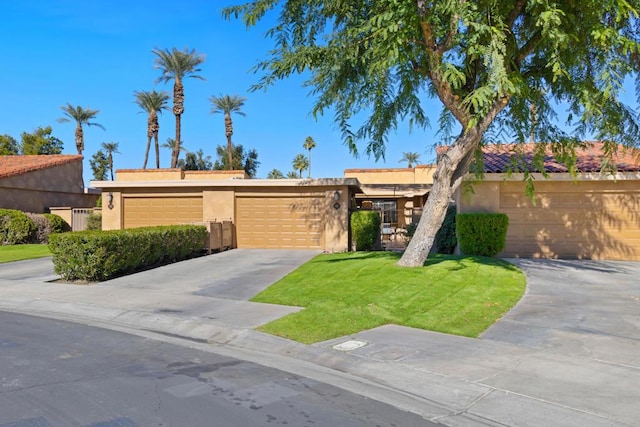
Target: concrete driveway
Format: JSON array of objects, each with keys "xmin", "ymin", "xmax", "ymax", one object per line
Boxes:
[{"xmin": 482, "ymin": 258, "xmax": 640, "ymax": 366}]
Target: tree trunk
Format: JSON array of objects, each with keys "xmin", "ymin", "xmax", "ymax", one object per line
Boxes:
[
  {"xmin": 142, "ymin": 114, "xmax": 153, "ymax": 169},
  {"xmin": 225, "ymin": 113, "xmax": 233, "ymax": 169},
  {"xmin": 75, "ymin": 125, "xmax": 84, "ymax": 155},
  {"xmin": 151, "ymin": 111, "xmax": 160, "ymax": 169},
  {"xmin": 172, "ymin": 79, "xmax": 185, "ymax": 168},
  {"xmin": 307, "ymin": 150, "xmax": 312, "ymax": 178},
  {"xmin": 172, "ymin": 114, "xmax": 181, "ymax": 168},
  {"xmin": 397, "ymin": 129, "xmax": 482, "ymax": 267}
]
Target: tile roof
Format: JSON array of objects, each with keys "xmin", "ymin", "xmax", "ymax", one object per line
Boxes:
[
  {"xmin": 438, "ymin": 142, "xmax": 640, "ymax": 173},
  {"xmin": 0, "ymin": 155, "xmax": 83, "ymax": 179}
]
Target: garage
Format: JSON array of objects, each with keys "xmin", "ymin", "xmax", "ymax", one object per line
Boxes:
[
  {"xmin": 123, "ymin": 196, "xmax": 203, "ymax": 229},
  {"xmin": 235, "ymin": 195, "xmax": 325, "ymax": 249},
  {"xmin": 499, "ymin": 181, "xmax": 640, "ymax": 260}
]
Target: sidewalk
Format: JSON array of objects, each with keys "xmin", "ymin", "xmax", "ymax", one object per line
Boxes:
[{"xmin": 0, "ymin": 252, "xmax": 638, "ymax": 426}]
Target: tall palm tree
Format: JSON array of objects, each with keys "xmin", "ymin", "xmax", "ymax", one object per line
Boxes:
[
  {"xmin": 292, "ymin": 153, "xmax": 309, "ymax": 178},
  {"xmin": 134, "ymin": 90, "xmax": 170, "ymax": 169},
  {"xmin": 399, "ymin": 152, "xmax": 421, "ymax": 168},
  {"xmin": 101, "ymin": 141, "xmax": 120, "ymax": 180},
  {"xmin": 161, "ymin": 138, "xmax": 187, "ymax": 163},
  {"xmin": 152, "ymin": 47, "xmax": 205, "ymax": 168},
  {"xmin": 266, "ymin": 168, "xmax": 284, "ymax": 179},
  {"xmin": 286, "ymin": 171, "xmax": 299, "ymax": 179},
  {"xmin": 57, "ymin": 103, "xmax": 104, "ymax": 155},
  {"xmin": 210, "ymin": 94, "xmax": 246, "ymax": 169},
  {"xmin": 302, "ymin": 136, "xmax": 317, "ymax": 178}
]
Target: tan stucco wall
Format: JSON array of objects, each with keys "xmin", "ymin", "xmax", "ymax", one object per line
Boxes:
[
  {"xmin": 345, "ymin": 166, "xmax": 436, "ymax": 185},
  {"xmin": 0, "ymin": 161, "xmax": 98, "ymax": 212},
  {"xmin": 455, "ymin": 181, "xmax": 501, "ymax": 213},
  {"xmin": 101, "ymin": 191, "xmax": 122, "ymax": 230},
  {"xmin": 184, "ymin": 170, "xmax": 248, "ymax": 180},
  {"xmin": 116, "ymin": 169, "xmax": 183, "ymax": 181},
  {"xmin": 203, "ymin": 189, "xmax": 235, "ymax": 221}
]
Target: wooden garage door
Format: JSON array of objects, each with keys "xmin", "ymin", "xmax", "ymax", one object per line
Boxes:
[
  {"xmin": 500, "ymin": 181, "xmax": 640, "ymax": 260},
  {"xmin": 123, "ymin": 196, "xmax": 203, "ymax": 228},
  {"xmin": 236, "ymin": 196, "xmax": 324, "ymax": 249}
]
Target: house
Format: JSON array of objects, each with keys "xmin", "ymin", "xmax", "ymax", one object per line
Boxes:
[
  {"xmin": 344, "ymin": 165, "xmax": 436, "ymax": 243},
  {"xmin": 91, "ymin": 169, "xmax": 360, "ymax": 252},
  {"xmin": 0, "ymin": 155, "xmax": 99, "ymax": 215},
  {"xmin": 456, "ymin": 142, "xmax": 640, "ymax": 260}
]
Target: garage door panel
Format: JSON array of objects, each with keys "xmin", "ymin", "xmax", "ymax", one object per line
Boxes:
[
  {"xmin": 123, "ymin": 197, "xmax": 203, "ymax": 228},
  {"xmin": 236, "ymin": 196, "xmax": 325, "ymax": 249}
]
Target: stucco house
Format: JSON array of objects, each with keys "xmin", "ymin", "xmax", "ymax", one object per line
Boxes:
[
  {"xmin": 91, "ymin": 169, "xmax": 360, "ymax": 252},
  {"xmin": 0, "ymin": 155, "xmax": 99, "ymax": 214},
  {"xmin": 456, "ymin": 142, "xmax": 640, "ymax": 260}
]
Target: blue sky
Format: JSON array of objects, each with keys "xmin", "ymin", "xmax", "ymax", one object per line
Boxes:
[{"xmin": 0, "ymin": 0, "xmax": 442, "ymax": 183}]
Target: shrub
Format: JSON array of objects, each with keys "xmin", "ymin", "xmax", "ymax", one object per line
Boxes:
[
  {"xmin": 86, "ymin": 212, "xmax": 102, "ymax": 231},
  {"xmin": 48, "ymin": 225, "xmax": 208, "ymax": 281},
  {"xmin": 456, "ymin": 213, "xmax": 509, "ymax": 257},
  {"xmin": 44, "ymin": 213, "xmax": 71, "ymax": 233},
  {"xmin": 26, "ymin": 213, "xmax": 52, "ymax": 244},
  {"xmin": 0, "ymin": 209, "xmax": 36, "ymax": 245},
  {"xmin": 351, "ymin": 210, "xmax": 381, "ymax": 251},
  {"xmin": 434, "ymin": 205, "xmax": 458, "ymax": 254}
]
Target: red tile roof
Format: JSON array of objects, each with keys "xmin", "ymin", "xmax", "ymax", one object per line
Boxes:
[
  {"xmin": 438, "ymin": 142, "xmax": 640, "ymax": 173},
  {"xmin": 0, "ymin": 155, "xmax": 83, "ymax": 179}
]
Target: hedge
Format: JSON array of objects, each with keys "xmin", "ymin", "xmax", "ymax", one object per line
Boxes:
[
  {"xmin": 0, "ymin": 209, "xmax": 35, "ymax": 245},
  {"xmin": 456, "ymin": 213, "xmax": 509, "ymax": 257},
  {"xmin": 434, "ymin": 205, "xmax": 457, "ymax": 254},
  {"xmin": 351, "ymin": 210, "xmax": 381, "ymax": 251},
  {"xmin": 44, "ymin": 213, "xmax": 71, "ymax": 234},
  {"xmin": 48, "ymin": 225, "xmax": 208, "ymax": 281}
]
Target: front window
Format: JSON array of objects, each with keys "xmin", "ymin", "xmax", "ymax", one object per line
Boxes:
[{"xmin": 371, "ymin": 200, "xmax": 398, "ymax": 226}]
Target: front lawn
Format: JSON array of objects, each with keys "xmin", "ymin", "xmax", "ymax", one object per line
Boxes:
[
  {"xmin": 0, "ymin": 244, "xmax": 51, "ymax": 263},
  {"xmin": 252, "ymin": 252, "xmax": 526, "ymax": 344}
]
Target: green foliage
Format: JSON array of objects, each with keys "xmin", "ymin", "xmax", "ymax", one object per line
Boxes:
[
  {"xmin": 351, "ymin": 210, "xmax": 381, "ymax": 251},
  {"xmin": 44, "ymin": 213, "xmax": 71, "ymax": 233},
  {"xmin": 457, "ymin": 213, "xmax": 509, "ymax": 257},
  {"xmin": 291, "ymin": 153, "xmax": 309, "ymax": 178},
  {"xmin": 101, "ymin": 141, "xmax": 120, "ymax": 180},
  {"xmin": 90, "ymin": 150, "xmax": 109, "ymax": 180},
  {"xmin": 266, "ymin": 168, "xmax": 284, "ymax": 179},
  {"xmin": 252, "ymin": 252, "xmax": 526, "ymax": 343},
  {"xmin": 178, "ymin": 149, "xmax": 213, "ymax": 170},
  {"xmin": 213, "ymin": 143, "xmax": 260, "ymax": 177},
  {"xmin": 399, "ymin": 152, "xmax": 420, "ymax": 168},
  {"xmin": 48, "ymin": 225, "xmax": 208, "ymax": 281},
  {"xmin": 0, "ymin": 209, "xmax": 36, "ymax": 245},
  {"xmin": 0, "ymin": 134, "xmax": 19, "ymax": 155},
  {"xmin": 20, "ymin": 126, "xmax": 63, "ymax": 155},
  {"xmin": 86, "ymin": 213, "xmax": 102, "ymax": 231},
  {"xmin": 25, "ymin": 213, "xmax": 51, "ymax": 243},
  {"xmin": 434, "ymin": 205, "xmax": 457, "ymax": 254}
]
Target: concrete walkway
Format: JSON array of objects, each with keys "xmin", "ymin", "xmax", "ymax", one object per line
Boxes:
[{"xmin": 0, "ymin": 252, "xmax": 639, "ymax": 426}]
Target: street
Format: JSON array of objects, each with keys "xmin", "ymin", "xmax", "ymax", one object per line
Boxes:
[{"xmin": 0, "ymin": 311, "xmax": 436, "ymax": 426}]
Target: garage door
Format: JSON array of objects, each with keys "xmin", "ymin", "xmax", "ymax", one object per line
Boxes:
[
  {"xmin": 500, "ymin": 181, "xmax": 640, "ymax": 260},
  {"xmin": 123, "ymin": 196, "xmax": 203, "ymax": 228},
  {"xmin": 236, "ymin": 196, "xmax": 324, "ymax": 249}
]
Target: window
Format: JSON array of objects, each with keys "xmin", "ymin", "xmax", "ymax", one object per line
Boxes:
[{"xmin": 371, "ymin": 200, "xmax": 398, "ymax": 225}]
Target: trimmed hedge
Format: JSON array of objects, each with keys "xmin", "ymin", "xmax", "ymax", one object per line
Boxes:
[
  {"xmin": 351, "ymin": 210, "xmax": 381, "ymax": 251},
  {"xmin": 456, "ymin": 213, "xmax": 509, "ymax": 257},
  {"xmin": 26, "ymin": 213, "xmax": 51, "ymax": 243},
  {"xmin": 0, "ymin": 209, "xmax": 36, "ymax": 245},
  {"xmin": 434, "ymin": 205, "xmax": 457, "ymax": 254},
  {"xmin": 44, "ymin": 213, "xmax": 71, "ymax": 233},
  {"xmin": 48, "ymin": 225, "xmax": 208, "ymax": 281}
]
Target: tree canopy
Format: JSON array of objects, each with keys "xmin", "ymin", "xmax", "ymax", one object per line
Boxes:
[
  {"xmin": 213, "ymin": 143, "xmax": 260, "ymax": 177},
  {"xmin": 0, "ymin": 134, "xmax": 19, "ymax": 155},
  {"xmin": 224, "ymin": 0, "xmax": 640, "ymax": 266},
  {"xmin": 21, "ymin": 126, "xmax": 64, "ymax": 155},
  {"xmin": 179, "ymin": 149, "xmax": 214, "ymax": 171}
]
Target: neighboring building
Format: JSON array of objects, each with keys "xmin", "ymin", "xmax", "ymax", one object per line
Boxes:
[
  {"xmin": 0, "ymin": 155, "xmax": 99, "ymax": 213},
  {"xmin": 344, "ymin": 165, "xmax": 436, "ymax": 244},
  {"xmin": 456, "ymin": 142, "xmax": 640, "ymax": 260},
  {"xmin": 91, "ymin": 169, "xmax": 360, "ymax": 252}
]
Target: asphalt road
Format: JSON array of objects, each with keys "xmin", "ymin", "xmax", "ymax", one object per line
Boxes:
[{"xmin": 0, "ymin": 311, "xmax": 438, "ymax": 427}]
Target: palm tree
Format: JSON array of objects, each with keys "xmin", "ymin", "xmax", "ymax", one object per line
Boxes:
[
  {"xmin": 210, "ymin": 94, "xmax": 247, "ymax": 169},
  {"xmin": 286, "ymin": 171, "xmax": 299, "ymax": 179},
  {"xmin": 292, "ymin": 153, "xmax": 309, "ymax": 178},
  {"xmin": 101, "ymin": 141, "xmax": 120, "ymax": 180},
  {"xmin": 161, "ymin": 138, "xmax": 187, "ymax": 164},
  {"xmin": 153, "ymin": 47, "xmax": 205, "ymax": 168},
  {"xmin": 266, "ymin": 168, "xmax": 284, "ymax": 179},
  {"xmin": 134, "ymin": 90, "xmax": 170, "ymax": 169},
  {"xmin": 303, "ymin": 136, "xmax": 317, "ymax": 178},
  {"xmin": 399, "ymin": 152, "xmax": 421, "ymax": 168},
  {"xmin": 57, "ymin": 103, "xmax": 104, "ymax": 155}
]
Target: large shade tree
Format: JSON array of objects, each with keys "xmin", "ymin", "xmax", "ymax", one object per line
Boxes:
[
  {"xmin": 20, "ymin": 126, "xmax": 63, "ymax": 155},
  {"xmin": 210, "ymin": 94, "xmax": 247, "ymax": 169},
  {"xmin": 213, "ymin": 142, "xmax": 260, "ymax": 177},
  {"xmin": 153, "ymin": 47, "xmax": 205, "ymax": 168},
  {"xmin": 57, "ymin": 103, "xmax": 104, "ymax": 155},
  {"xmin": 134, "ymin": 89, "xmax": 170, "ymax": 169},
  {"xmin": 225, "ymin": 1, "xmax": 640, "ymax": 267}
]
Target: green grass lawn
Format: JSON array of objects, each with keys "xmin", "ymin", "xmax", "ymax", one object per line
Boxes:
[
  {"xmin": 252, "ymin": 252, "xmax": 526, "ymax": 344},
  {"xmin": 0, "ymin": 244, "xmax": 51, "ymax": 263}
]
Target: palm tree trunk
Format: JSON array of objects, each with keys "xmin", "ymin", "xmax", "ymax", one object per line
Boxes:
[
  {"xmin": 307, "ymin": 149, "xmax": 311, "ymax": 178},
  {"xmin": 150, "ymin": 111, "xmax": 160, "ymax": 169},
  {"xmin": 172, "ymin": 80, "xmax": 185, "ymax": 168},
  {"xmin": 75, "ymin": 125, "xmax": 84, "ymax": 155},
  {"xmin": 108, "ymin": 153, "xmax": 114, "ymax": 181},
  {"xmin": 154, "ymin": 133, "xmax": 160, "ymax": 169},
  {"xmin": 142, "ymin": 114, "xmax": 153, "ymax": 169},
  {"xmin": 225, "ymin": 113, "xmax": 233, "ymax": 169}
]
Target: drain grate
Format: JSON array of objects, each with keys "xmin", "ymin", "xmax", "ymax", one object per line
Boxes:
[{"xmin": 332, "ymin": 340, "xmax": 368, "ymax": 351}]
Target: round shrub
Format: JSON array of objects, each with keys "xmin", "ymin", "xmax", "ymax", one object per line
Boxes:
[
  {"xmin": 26, "ymin": 213, "xmax": 51, "ymax": 243},
  {"xmin": 456, "ymin": 213, "xmax": 509, "ymax": 257},
  {"xmin": 351, "ymin": 210, "xmax": 381, "ymax": 251},
  {"xmin": 0, "ymin": 209, "xmax": 36, "ymax": 245},
  {"xmin": 44, "ymin": 213, "xmax": 71, "ymax": 233}
]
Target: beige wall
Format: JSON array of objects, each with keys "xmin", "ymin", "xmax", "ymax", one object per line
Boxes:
[
  {"xmin": 345, "ymin": 165, "xmax": 436, "ymax": 185},
  {"xmin": 116, "ymin": 169, "xmax": 248, "ymax": 181},
  {"xmin": 457, "ymin": 176, "xmax": 640, "ymax": 260},
  {"xmin": 0, "ymin": 161, "xmax": 98, "ymax": 212}
]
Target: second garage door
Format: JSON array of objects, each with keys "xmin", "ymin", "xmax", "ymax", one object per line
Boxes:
[
  {"xmin": 123, "ymin": 196, "xmax": 203, "ymax": 228},
  {"xmin": 236, "ymin": 195, "xmax": 324, "ymax": 249}
]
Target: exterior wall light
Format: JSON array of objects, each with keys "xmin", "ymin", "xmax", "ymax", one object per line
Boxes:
[
  {"xmin": 333, "ymin": 190, "xmax": 341, "ymax": 209},
  {"xmin": 107, "ymin": 192, "xmax": 114, "ymax": 210}
]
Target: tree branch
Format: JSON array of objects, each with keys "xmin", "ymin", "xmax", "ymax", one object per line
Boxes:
[
  {"xmin": 506, "ymin": 0, "xmax": 527, "ymax": 28},
  {"xmin": 516, "ymin": 30, "xmax": 543, "ymax": 67}
]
